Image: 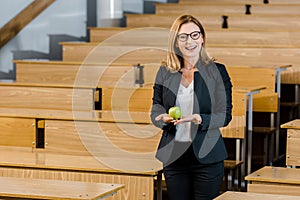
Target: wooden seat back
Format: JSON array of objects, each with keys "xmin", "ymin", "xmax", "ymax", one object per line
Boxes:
[
  {"xmin": 0, "ymin": 117, "xmax": 35, "ymax": 148},
  {"xmin": 125, "ymin": 13, "xmax": 300, "ymax": 31},
  {"xmin": 60, "ymin": 42, "xmax": 166, "ymax": 64},
  {"xmin": 220, "ymin": 92, "xmax": 246, "ymax": 139},
  {"xmin": 155, "ymin": 3, "xmax": 300, "ymax": 16},
  {"xmin": 15, "ymin": 60, "xmax": 139, "ymax": 87},
  {"xmin": 88, "ymin": 27, "xmax": 300, "ymax": 48},
  {"xmin": 44, "ymin": 119, "xmax": 161, "ymax": 156},
  {"xmin": 0, "ymin": 83, "xmax": 95, "ymax": 111},
  {"xmin": 88, "ymin": 27, "xmax": 169, "ymax": 47},
  {"xmin": 227, "ymin": 66, "xmax": 277, "ymax": 112},
  {"xmin": 179, "ymin": 0, "xmax": 300, "ymax": 4}
]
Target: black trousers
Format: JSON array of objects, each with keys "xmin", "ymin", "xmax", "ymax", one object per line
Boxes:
[{"xmin": 163, "ymin": 143, "xmax": 224, "ymax": 200}]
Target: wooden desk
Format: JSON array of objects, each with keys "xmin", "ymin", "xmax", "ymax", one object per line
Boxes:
[
  {"xmin": 245, "ymin": 166, "xmax": 300, "ymax": 196},
  {"xmin": 0, "ymin": 176, "xmax": 123, "ymax": 200},
  {"xmin": 280, "ymin": 119, "xmax": 300, "ymax": 167},
  {"xmin": 215, "ymin": 191, "xmax": 300, "ymax": 200},
  {"xmin": 0, "ymin": 146, "xmax": 162, "ymax": 200},
  {"xmin": 0, "ymin": 109, "xmax": 163, "ymax": 200}
]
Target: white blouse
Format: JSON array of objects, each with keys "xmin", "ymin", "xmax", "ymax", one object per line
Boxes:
[{"xmin": 175, "ymin": 80, "xmax": 194, "ymax": 142}]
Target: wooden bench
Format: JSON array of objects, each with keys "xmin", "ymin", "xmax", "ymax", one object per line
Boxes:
[
  {"xmin": 0, "ymin": 96, "xmax": 245, "ymax": 154},
  {"xmin": 59, "ymin": 42, "xmax": 166, "ymax": 63},
  {"xmin": 0, "ymin": 108, "xmax": 158, "ymax": 147},
  {"xmin": 0, "ymin": 116, "xmax": 36, "ymax": 148},
  {"xmin": 86, "ymin": 28, "xmax": 298, "ymax": 116},
  {"xmin": 227, "ymin": 66, "xmax": 277, "ymax": 112},
  {"xmin": 13, "ymin": 57, "xmax": 279, "ymax": 171},
  {"xmin": 15, "ymin": 58, "xmax": 275, "ymax": 113},
  {"xmin": 85, "ymin": 27, "xmax": 300, "ymax": 86},
  {"xmin": 87, "ymin": 27, "xmax": 298, "ymax": 118},
  {"xmin": 0, "ymin": 108, "xmax": 163, "ymax": 200},
  {"xmin": 101, "ymin": 86, "xmax": 262, "ymax": 191},
  {"xmin": 215, "ymin": 191, "xmax": 300, "ymax": 200},
  {"xmin": 125, "ymin": 13, "xmax": 300, "ymax": 31},
  {"xmin": 0, "ymin": 176, "xmax": 124, "ymax": 199},
  {"xmin": 9, "ymin": 16, "xmax": 296, "ymax": 194},
  {"xmin": 59, "ymin": 42, "xmax": 298, "ymax": 87},
  {"xmin": 86, "ymin": 26, "xmax": 297, "ymax": 94},
  {"xmin": 58, "ymin": 40, "xmax": 299, "ymax": 87},
  {"xmin": 0, "ymin": 81, "xmax": 97, "ymax": 111},
  {"xmin": 38, "ymin": 39, "xmax": 286, "ymax": 170},
  {"xmin": 88, "ymin": 27, "xmax": 300, "ymax": 48},
  {"xmin": 88, "ymin": 27, "xmax": 169, "ymax": 47},
  {"xmin": 14, "ymin": 60, "xmax": 158, "ymax": 88},
  {"xmin": 0, "ymin": 146, "xmax": 162, "ymax": 200},
  {"xmin": 280, "ymin": 119, "xmax": 300, "ymax": 167},
  {"xmin": 208, "ymin": 47, "xmax": 299, "ymax": 145},
  {"xmin": 245, "ymin": 166, "xmax": 300, "ymax": 196},
  {"xmin": 0, "ymin": 85, "xmax": 248, "ymax": 192},
  {"xmin": 155, "ymin": 3, "xmax": 300, "ymax": 16},
  {"xmin": 179, "ymin": 0, "xmax": 300, "ymax": 4}
]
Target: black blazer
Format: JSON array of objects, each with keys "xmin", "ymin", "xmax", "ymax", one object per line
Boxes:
[{"xmin": 151, "ymin": 61, "xmax": 233, "ymax": 166}]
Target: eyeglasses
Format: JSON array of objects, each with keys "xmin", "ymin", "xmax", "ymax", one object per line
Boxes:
[{"xmin": 177, "ymin": 31, "xmax": 201, "ymax": 42}]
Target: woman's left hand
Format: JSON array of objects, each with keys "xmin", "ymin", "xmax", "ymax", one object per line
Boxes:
[{"xmin": 173, "ymin": 114, "xmax": 202, "ymax": 125}]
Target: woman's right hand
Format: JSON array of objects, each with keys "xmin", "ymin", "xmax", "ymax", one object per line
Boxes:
[{"xmin": 155, "ymin": 113, "xmax": 174, "ymax": 124}]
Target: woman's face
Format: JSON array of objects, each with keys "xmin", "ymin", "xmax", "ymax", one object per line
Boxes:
[{"xmin": 176, "ymin": 22, "xmax": 203, "ymax": 59}]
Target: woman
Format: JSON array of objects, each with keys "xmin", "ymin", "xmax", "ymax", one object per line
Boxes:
[{"xmin": 150, "ymin": 15, "xmax": 233, "ymax": 200}]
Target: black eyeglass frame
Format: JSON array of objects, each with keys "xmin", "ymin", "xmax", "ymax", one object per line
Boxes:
[{"xmin": 177, "ymin": 31, "xmax": 201, "ymax": 42}]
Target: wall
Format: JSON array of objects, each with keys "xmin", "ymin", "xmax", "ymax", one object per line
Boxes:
[
  {"xmin": 123, "ymin": 0, "xmax": 144, "ymax": 13},
  {"xmin": 0, "ymin": 0, "xmax": 172, "ymax": 79},
  {"xmin": 0, "ymin": 0, "xmax": 87, "ymax": 79}
]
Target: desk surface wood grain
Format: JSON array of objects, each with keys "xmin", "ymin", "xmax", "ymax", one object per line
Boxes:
[
  {"xmin": 215, "ymin": 191, "xmax": 300, "ymax": 200},
  {"xmin": 281, "ymin": 119, "xmax": 300, "ymax": 129},
  {"xmin": 0, "ymin": 176, "xmax": 124, "ymax": 200},
  {"xmin": 245, "ymin": 166, "xmax": 300, "ymax": 184}
]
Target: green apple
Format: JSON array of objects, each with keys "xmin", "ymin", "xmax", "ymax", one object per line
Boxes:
[{"xmin": 168, "ymin": 106, "xmax": 182, "ymax": 119}]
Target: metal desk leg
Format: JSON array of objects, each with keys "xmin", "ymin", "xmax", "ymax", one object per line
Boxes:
[
  {"xmin": 246, "ymin": 90, "xmax": 260, "ymax": 175},
  {"xmin": 156, "ymin": 171, "xmax": 162, "ymax": 200}
]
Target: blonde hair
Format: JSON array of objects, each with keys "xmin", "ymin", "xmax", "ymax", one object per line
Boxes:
[{"xmin": 162, "ymin": 15, "xmax": 212, "ymax": 72}]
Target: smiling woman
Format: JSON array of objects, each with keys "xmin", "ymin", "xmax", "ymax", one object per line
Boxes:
[{"xmin": 151, "ymin": 15, "xmax": 233, "ymax": 200}]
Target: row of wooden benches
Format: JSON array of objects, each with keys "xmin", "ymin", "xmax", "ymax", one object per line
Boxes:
[
  {"xmin": 62, "ymin": 27, "xmax": 300, "ymax": 85},
  {"xmin": 2, "ymin": 61, "xmax": 277, "ymax": 113},
  {"xmin": 0, "ymin": 58, "xmax": 279, "ymax": 196},
  {"xmin": 0, "ymin": 23, "xmax": 292, "ymax": 198},
  {"xmin": 0, "ymin": 60, "xmax": 276, "ymax": 197},
  {"xmin": 1, "ymin": 2, "xmax": 300, "ymax": 199},
  {"xmin": 125, "ymin": 13, "xmax": 300, "ymax": 31},
  {"xmin": 0, "ymin": 104, "xmax": 297, "ymax": 198}
]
